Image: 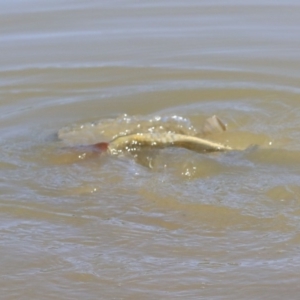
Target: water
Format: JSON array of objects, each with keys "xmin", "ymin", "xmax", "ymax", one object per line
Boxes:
[{"xmin": 1, "ymin": 1, "xmax": 300, "ymax": 299}]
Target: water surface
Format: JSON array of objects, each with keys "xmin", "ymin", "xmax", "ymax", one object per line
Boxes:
[{"xmin": 1, "ymin": 1, "xmax": 300, "ymax": 299}]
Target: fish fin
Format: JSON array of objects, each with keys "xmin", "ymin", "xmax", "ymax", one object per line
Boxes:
[
  {"xmin": 92, "ymin": 142, "xmax": 109, "ymax": 152},
  {"xmin": 202, "ymin": 115, "xmax": 227, "ymax": 135}
]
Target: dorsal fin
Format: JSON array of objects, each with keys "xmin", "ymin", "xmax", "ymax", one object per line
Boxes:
[{"xmin": 202, "ymin": 115, "xmax": 227, "ymax": 135}]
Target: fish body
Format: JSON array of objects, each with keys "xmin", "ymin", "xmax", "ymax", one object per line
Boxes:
[
  {"xmin": 62, "ymin": 115, "xmax": 233, "ymax": 156},
  {"xmin": 93, "ymin": 132, "xmax": 231, "ymax": 154}
]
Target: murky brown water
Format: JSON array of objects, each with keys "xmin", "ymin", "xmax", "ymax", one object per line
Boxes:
[{"xmin": 2, "ymin": 1, "xmax": 300, "ymax": 299}]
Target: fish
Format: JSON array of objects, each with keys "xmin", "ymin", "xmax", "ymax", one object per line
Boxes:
[
  {"xmin": 58, "ymin": 115, "xmax": 233, "ymax": 161},
  {"xmin": 89, "ymin": 115, "xmax": 232, "ymax": 155},
  {"xmin": 92, "ymin": 132, "xmax": 232, "ymax": 155}
]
